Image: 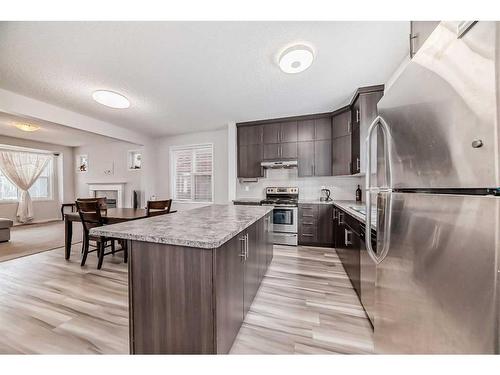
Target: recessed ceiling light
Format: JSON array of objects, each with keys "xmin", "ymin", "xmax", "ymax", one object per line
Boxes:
[
  {"xmin": 92, "ymin": 90, "xmax": 130, "ymax": 109},
  {"xmin": 279, "ymin": 44, "xmax": 315, "ymax": 74},
  {"xmin": 15, "ymin": 123, "xmax": 40, "ymax": 132}
]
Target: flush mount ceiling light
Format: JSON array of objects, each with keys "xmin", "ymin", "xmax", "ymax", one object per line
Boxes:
[
  {"xmin": 92, "ymin": 90, "xmax": 130, "ymax": 109},
  {"xmin": 15, "ymin": 123, "xmax": 40, "ymax": 132},
  {"xmin": 278, "ymin": 44, "xmax": 315, "ymax": 74}
]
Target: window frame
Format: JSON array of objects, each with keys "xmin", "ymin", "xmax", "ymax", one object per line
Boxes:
[
  {"xmin": 0, "ymin": 154, "xmax": 55, "ymax": 203},
  {"xmin": 170, "ymin": 143, "xmax": 214, "ymax": 204}
]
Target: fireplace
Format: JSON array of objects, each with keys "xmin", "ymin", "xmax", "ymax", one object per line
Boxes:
[
  {"xmin": 88, "ymin": 183, "xmax": 125, "ymax": 208},
  {"xmin": 94, "ymin": 190, "xmax": 118, "ymax": 208}
]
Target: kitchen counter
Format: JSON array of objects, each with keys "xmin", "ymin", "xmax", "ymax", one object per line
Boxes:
[
  {"xmin": 333, "ymin": 200, "xmax": 377, "ymax": 230},
  {"xmin": 232, "ymin": 198, "xmax": 262, "ymax": 205},
  {"xmin": 90, "ymin": 204, "xmax": 273, "ymax": 249},
  {"xmin": 298, "ymin": 199, "xmax": 335, "ymax": 205}
]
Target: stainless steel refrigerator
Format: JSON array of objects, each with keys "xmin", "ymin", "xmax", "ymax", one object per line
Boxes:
[{"xmin": 365, "ymin": 21, "xmax": 500, "ymax": 354}]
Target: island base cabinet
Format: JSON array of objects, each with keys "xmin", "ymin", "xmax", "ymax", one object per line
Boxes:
[{"xmin": 128, "ymin": 213, "xmax": 273, "ymax": 354}]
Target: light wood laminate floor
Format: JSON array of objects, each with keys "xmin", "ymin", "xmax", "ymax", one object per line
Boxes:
[{"xmin": 0, "ymin": 244, "xmax": 373, "ymax": 354}]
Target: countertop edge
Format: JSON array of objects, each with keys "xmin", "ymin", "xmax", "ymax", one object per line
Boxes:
[
  {"xmin": 90, "ymin": 206, "xmax": 273, "ymax": 249},
  {"xmin": 332, "ymin": 200, "xmax": 377, "ymax": 231}
]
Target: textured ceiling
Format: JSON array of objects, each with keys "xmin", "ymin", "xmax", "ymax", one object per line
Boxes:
[
  {"xmin": 0, "ymin": 111, "xmax": 127, "ymax": 147},
  {"xmin": 0, "ymin": 21, "xmax": 409, "ymax": 137}
]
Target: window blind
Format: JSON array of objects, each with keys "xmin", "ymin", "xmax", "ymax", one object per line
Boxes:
[{"xmin": 172, "ymin": 145, "xmax": 213, "ymax": 202}]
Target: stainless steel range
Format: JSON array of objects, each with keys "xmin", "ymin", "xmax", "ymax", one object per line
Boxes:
[{"xmin": 261, "ymin": 187, "xmax": 298, "ymax": 246}]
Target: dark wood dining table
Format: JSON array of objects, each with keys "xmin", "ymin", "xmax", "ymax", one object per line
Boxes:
[{"xmin": 64, "ymin": 208, "xmax": 148, "ymax": 260}]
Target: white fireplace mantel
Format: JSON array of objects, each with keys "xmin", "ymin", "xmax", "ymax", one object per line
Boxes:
[{"xmin": 87, "ymin": 182, "xmax": 126, "ymax": 208}]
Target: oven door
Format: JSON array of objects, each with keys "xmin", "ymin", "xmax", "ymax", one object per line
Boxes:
[{"xmin": 272, "ymin": 207, "xmax": 297, "ymax": 233}]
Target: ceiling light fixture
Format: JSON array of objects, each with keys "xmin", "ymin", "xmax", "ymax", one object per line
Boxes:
[
  {"xmin": 15, "ymin": 123, "xmax": 40, "ymax": 132},
  {"xmin": 278, "ymin": 44, "xmax": 315, "ymax": 74},
  {"xmin": 92, "ymin": 90, "xmax": 130, "ymax": 109}
]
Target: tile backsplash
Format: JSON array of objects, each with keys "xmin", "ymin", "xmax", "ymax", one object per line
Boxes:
[{"xmin": 236, "ymin": 168, "xmax": 364, "ymax": 201}]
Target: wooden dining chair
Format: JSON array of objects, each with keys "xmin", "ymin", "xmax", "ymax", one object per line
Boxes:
[
  {"xmin": 76, "ymin": 200, "xmax": 127, "ymax": 269},
  {"xmin": 76, "ymin": 197, "xmax": 108, "ymax": 210},
  {"xmin": 146, "ymin": 199, "xmax": 173, "ymax": 217}
]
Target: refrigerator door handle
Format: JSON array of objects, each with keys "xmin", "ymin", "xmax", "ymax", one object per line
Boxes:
[{"xmin": 365, "ymin": 115, "xmax": 393, "ymax": 264}]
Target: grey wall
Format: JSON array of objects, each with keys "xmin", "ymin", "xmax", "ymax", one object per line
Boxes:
[
  {"xmin": 73, "ymin": 140, "xmax": 143, "ymax": 208},
  {"xmin": 154, "ymin": 128, "xmax": 229, "ymax": 212},
  {"xmin": 0, "ymin": 135, "xmax": 74, "ymax": 223}
]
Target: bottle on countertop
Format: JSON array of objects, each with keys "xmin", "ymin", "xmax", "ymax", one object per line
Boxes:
[{"xmin": 356, "ymin": 185, "xmax": 362, "ymax": 202}]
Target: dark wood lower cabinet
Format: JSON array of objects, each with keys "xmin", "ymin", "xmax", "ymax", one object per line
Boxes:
[
  {"xmin": 334, "ymin": 207, "xmax": 361, "ymax": 298},
  {"xmin": 298, "ymin": 203, "xmax": 334, "ymax": 247},
  {"xmin": 128, "ymin": 213, "xmax": 273, "ymax": 354}
]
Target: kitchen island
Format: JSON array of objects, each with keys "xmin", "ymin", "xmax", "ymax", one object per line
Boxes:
[{"xmin": 91, "ymin": 204, "xmax": 273, "ymax": 354}]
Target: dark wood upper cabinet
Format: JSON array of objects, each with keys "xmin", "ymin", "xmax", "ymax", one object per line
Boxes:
[
  {"xmin": 314, "ymin": 139, "xmax": 332, "ymax": 176},
  {"xmin": 238, "ymin": 124, "xmax": 262, "ymax": 146},
  {"xmin": 297, "ymin": 119, "xmax": 315, "ymax": 141},
  {"xmin": 297, "ymin": 141, "xmax": 314, "ymax": 177},
  {"xmin": 263, "ymin": 121, "xmax": 297, "ymax": 144},
  {"xmin": 280, "ymin": 142, "xmax": 298, "ymax": 159},
  {"xmin": 351, "ymin": 97, "xmax": 361, "ymax": 174},
  {"xmin": 332, "ymin": 135, "xmax": 352, "ymax": 176},
  {"xmin": 280, "ymin": 121, "xmax": 298, "ymax": 143},
  {"xmin": 410, "ymin": 21, "xmax": 440, "ymax": 58},
  {"xmin": 332, "ymin": 109, "xmax": 351, "ymax": 138},
  {"xmin": 238, "ymin": 144, "xmax": 263, "ymax": 178},
  {"xmin": 262, "ymin": 123, "xmax": 281, "ymax": 144},
  {"xmin": 314, "ymin": 117, "xmax": 332, "ymax": 140}
]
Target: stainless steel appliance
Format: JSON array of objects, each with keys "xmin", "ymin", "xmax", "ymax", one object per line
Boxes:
[
  {"xmin": 261, "ymin": 187, "xmax": 298, "ymax": 246},
  {"xmin": 260, "ymin": 160, "xmax": 298, "ymax": 169},
  {"xmin": 320, "ymin": 188, "xmax": 332, "ymax": 202},
  {"xmin": 365, "ymin": 21, "xmax": 500, "ymax": 354},
  {"xmin": 359, "ymin": 222, "xmax": 376, "ymax": 326}
]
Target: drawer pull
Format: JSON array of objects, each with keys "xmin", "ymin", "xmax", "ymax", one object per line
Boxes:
[
  {"xmin": 302, "ymin": 234, "xmax": 314, "ymax": 237},
  {"xmin": 302, "ymin": 222, "xmax": 314, "ymax": 225}
]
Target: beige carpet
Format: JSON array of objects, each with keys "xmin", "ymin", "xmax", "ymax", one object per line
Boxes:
[{"xmin": 0, "ymin": 221, "xmax": 83, "ymax": 263}]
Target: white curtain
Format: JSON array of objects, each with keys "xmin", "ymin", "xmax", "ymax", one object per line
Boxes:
[{"xmin": 0, "ymin": 151, "xmax": 51, "ymax": 223}]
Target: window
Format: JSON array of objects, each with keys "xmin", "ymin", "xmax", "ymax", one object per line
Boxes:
[
  {"xmin": 171, "ymin": 144, "xmax": 213, "ymax": 202},
  {"xmin": 0, "ymin": 157, "xmax": 53, "ymax": 201}
]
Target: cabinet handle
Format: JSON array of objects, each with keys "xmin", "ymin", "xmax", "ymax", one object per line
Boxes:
[
  {"xmin": 303, "ymin": 222, "xmax": 314, "ymax": 225},
  {"xmin": 245, "ymin": 233, "xmax": 249, "ymax": 259},
  {"xmin": 347, "ymin": 120, "xmax": 351, "ymax": 134},
  {"xmin": 303, "ymin": 214, "xmax": 314, "ymax": 217},
  {"xmin": 338, "ymin": 212, "xmax": 345, "ymax": 225},
  {"xmin": 357, "ymin": 157, "xmax": 360, "ymax": 171},
  {"xmin": 239, "ymin": 236, "xmax": 246, "ymax": 259},
  {"xmin": 345, "ymin": 229, "xmax": 352, "ymax": 245},
  {"xmin": 409, "ymin": 33, "xmax": 417, "ymax": 58},
  {"xmin": 302, "ymin": 234, "xmax": 314, "ymax": 237},
  {"xmin": 356, "ymin": 109, "xmax": 360, "ymax": 122}
]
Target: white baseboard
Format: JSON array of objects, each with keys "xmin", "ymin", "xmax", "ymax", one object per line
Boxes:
[{"xmin": 12, "ymin": 218, "xmax": 61, "ymax": 227}]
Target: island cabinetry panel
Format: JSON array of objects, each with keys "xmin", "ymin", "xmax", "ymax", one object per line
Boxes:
[
  {"xmin": 128, "ymin": 242, "xmax": 215, "ymax": 354},
  {"xmin": 215, "ymin": 234, "xmax": 245, "ymax": 354},
  {"xmin": 128, "ymin": 213, "xmax": 273, "ymax": 354}
]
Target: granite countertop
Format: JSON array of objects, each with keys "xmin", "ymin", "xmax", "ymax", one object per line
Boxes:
[
  {"xmin": 298, "ymin": 199, "xmax": 335, "ymax": 205},
  {"xmin": 333, "ymin": 200, "xmax": 377, "ymax": 230},
  {"xmin": 90, "ymin": 204, "xmax": 273, "ymax": 249},
  {"xmin": 232, "ymin": 198, "xmax": 262, "ymax": 205}
]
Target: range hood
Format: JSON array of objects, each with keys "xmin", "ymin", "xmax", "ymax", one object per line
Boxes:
[{"xmin": 261, "ymin": 160, "xmax": 298, "ymax": 169}]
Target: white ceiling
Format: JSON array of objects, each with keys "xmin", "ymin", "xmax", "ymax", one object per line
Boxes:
[
  {"xmin": 0, "ymin": 21, "xmax": 409, "ymax": 137},
  {"xmin": 0, "ymin": 111, "xmax": 127, "ymax": 147}
]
